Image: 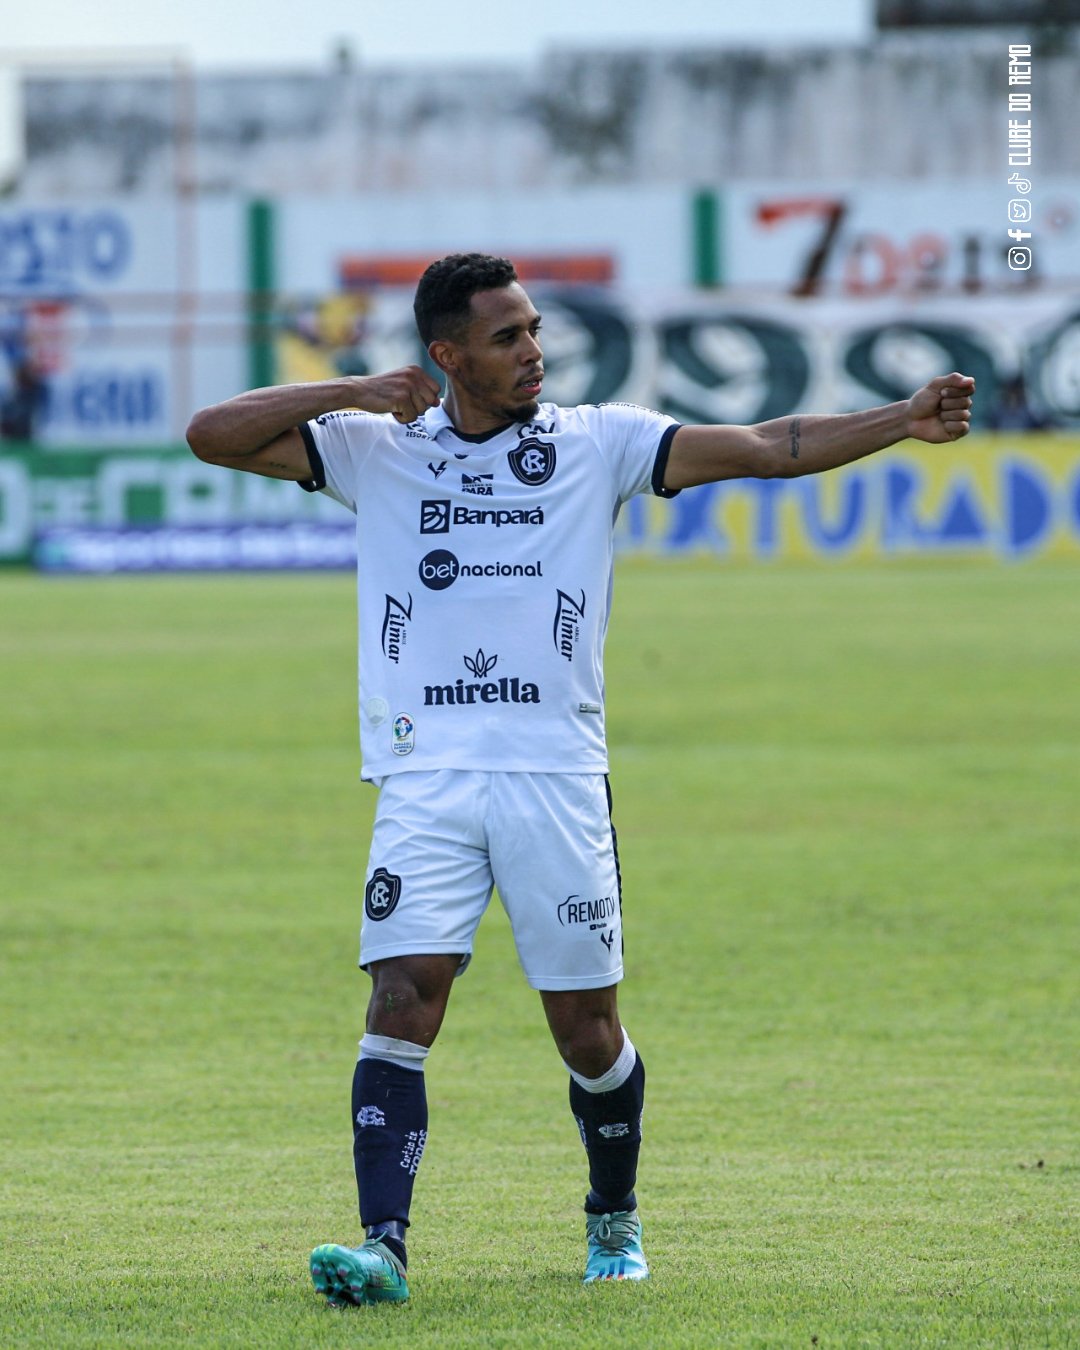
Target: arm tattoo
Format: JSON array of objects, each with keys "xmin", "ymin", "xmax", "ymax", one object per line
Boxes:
[{"xmin": 788, "ymin": 417, "xmax": 802, "ymax": 460}]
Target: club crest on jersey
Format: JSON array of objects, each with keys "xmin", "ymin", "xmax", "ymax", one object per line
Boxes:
[
  {"xmin": 365, "ymin": 867, "xmax": 402, "ymax": 921},
  {"xmin": 391, "ymin": 712, "xmax": 415, "ymax": 755},
  {"xmin": 508, "ymin": 437, "xmax": 556, "ymax": 486}
]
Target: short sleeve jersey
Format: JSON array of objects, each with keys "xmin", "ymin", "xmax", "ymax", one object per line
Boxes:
[{"xmin": 300, "ymin": 400, "xmax": 680, "ymax": 780}]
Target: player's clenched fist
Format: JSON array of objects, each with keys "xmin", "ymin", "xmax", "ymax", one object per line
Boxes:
[
  {"xmin": 351, "ymin": 366, "xmax": 442, "ymax": 424},
  {"xmin": 905, "ymin": 372, "xmax": 976, "ymax": 444}
]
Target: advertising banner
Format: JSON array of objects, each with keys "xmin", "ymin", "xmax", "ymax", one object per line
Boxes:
[{"xmin": 2, "ymin": 435, "xmax": 1077, "ymax": 570}]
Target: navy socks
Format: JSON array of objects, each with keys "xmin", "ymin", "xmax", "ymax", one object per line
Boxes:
[
  {"xmin": 351, "ymin": 1049, "xmax": 429, "ymax": 1265},
  {"xmin": 567, "ymin": 1035, "xmax": 646, "ymax": 1215}
]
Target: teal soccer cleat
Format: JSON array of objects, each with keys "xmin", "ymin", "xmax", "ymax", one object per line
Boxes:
[
  {"xmin": 583, "ymin": 1209, "xmax": 650, "ymax": 1283},
  {"xmin": 310, "ymin": 1237, "xmax": 410, "ymax": 1306}
]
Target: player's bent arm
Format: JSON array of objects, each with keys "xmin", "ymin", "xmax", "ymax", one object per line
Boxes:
[
  {"xmin": 186, "ymin": 367, "xmax": 442, "ymax": 479},
  {"xmin": 662, "ymin": 373, "xmax": 975, "ymax": 490}
]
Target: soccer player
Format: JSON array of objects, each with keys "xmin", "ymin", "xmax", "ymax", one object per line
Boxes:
[{"xmin": 187, "ymin": 253, "xmax": 975, "ymax": 1305}]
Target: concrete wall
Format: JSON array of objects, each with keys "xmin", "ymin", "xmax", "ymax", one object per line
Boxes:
[{"xmin": 15, "ymin": 31, "xmax": 1079, "ymax": 197}]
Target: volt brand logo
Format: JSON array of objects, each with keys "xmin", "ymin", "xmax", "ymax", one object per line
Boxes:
[
  {"xmin": 419, "ymin": 550, "xmax": 544, "ymax": 590},
  {"xmin": 365, "ymin": 867, "xmax": 402, "ymax": 921},
  {"xmin": 558, "ymin": 894, "xmax": 617, "ymax": 929},
  {"xmin": 381, "ymin": 592, "xmax": 412, "ymax": 663},
  {"xmin": 427, "ymin": 460, "xmax": 447, "ymax": 478},
  {"xmin": 553, "ymin": 588, "xmax": 585, "ymax": 662},
  {"xmin": 424, "ymin": 652, "xmax": 540, "ymax": 707},
  {"xmin": 508, "ymin": 437, "xmax": 556, "ymax": 485},
  {"xmin": 461, "ymin": 472, "xmax": 493, "ymax": 495},
  {"xmin": 421, "ymin": 499, "xmax": 451, "ymax": 533}
]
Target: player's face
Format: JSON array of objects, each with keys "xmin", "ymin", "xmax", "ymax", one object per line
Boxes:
[{"xmin": 451, "ymin": 284, "xmax": 544, "ymax": 425}]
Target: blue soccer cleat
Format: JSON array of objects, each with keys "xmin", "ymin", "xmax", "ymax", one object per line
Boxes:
[
  {"xmin": 310, "ymin": 1237, "xmax": 410, "ymax": 1306},
  {"xmin": 583, "ymin": 1209, "xmax": 650, "ymax": 1283}
]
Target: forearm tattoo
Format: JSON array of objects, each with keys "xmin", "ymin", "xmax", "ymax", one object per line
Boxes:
[{"xmin": 789, "ymin": 417, "xmax": 802, "ymax": 460}]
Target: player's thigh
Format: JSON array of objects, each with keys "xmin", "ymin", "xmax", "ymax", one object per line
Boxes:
[
  {"xmin": 360, "ymin": 770, "xmax": 494, "ymax": 969},
  {"xmin": 489, "ymin": 772, "xmax": 622, "ymax": 992}
]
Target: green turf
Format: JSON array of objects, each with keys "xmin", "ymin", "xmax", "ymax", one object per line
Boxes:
[{"xmin": 1, "ymin": 560, "xmax": 1076, "ymax": 1348}]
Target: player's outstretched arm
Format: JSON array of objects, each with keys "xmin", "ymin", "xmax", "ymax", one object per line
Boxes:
[
  {"xmin": 186, "ymin": 367, "xmax": 442, "ymax": 479},
  {"xmin": 662, "ymin": 373, "xmax": 976, "ymax": 490}
]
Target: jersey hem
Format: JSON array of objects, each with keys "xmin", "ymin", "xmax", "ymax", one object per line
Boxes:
[
  {"xmin": 525, "ymin": 969, "xmax": 624, "ymax": 991},
  {"xmin": 360, "ymin": 759, "xmax": 611, "ymax": 781}
]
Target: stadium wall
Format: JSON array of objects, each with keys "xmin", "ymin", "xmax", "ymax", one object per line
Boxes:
[{"xmin": 14, "ymin": 34, "xmax": 1079, "ymax": 195}]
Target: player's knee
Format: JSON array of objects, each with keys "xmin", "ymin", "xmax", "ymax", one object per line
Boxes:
[
  {"xmin": 366, "ymin": 956, "xmax": 457, "ymax": 1043},
  {"xmin": 549, "ymin": 1010, "xmax": 623, "ymax": 1079}
]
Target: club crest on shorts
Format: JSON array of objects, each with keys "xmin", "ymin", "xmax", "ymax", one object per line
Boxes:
[
  {"xmin": 365, "ymin": 867, "xmax": 402, "ymax": 922},
  {"xmin": 392, "ymin": 712, "xmax": 415, "ymax": 755},
  {"xmin": 508, "ymin": 437, "xmax": 556, "ymax": 486}
]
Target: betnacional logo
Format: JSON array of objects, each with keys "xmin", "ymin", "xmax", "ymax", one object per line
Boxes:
[
  {"xmin": 423, "ymin": 651, "xmax": 540, "ymax": 707},
  {"xmin": 418, "ymin": 550, "xmax": 543, "ymax": 590}
]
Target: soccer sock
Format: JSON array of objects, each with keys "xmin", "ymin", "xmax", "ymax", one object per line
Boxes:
[
  {"xmin": 352, "ymin": 1034, "xmax": 430, "ymax": 1267},
  {"xmin": 566, "ymin": 1030, "xmax": 645, "ymax": 1215}
]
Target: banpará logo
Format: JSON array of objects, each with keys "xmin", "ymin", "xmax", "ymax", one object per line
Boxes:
[
  {"xmin": 365, "ymin": 866, "xmax": 403, "ymax": 920},
  {"xmin": 381, "ymin": 592, "xmax": 412, "ymax": 663},
  {"xmin": 418, "ymin": 549, "xmax": 544, "ymax": 590},
  {"xmin": 557, "ymin": 894, "xmax": 617, "ymax": 929},
  {"xmin": 391, "ymin": 713, "xmax": 415, "ymax": 756},
  {"xmin": 553, "ymin": 588, "xmax": 585, "ymax": 662},
  {"xmin": 356, "ymin": 1105, "xmax": 387, "ymax": 1127},
  {"xmin": 421, "ymin": 499, "xmax": 451, "ymax": 533},
  {"xmin": 461, "ymin": 473, "xmax": 494, "ymax": 495},
  {"xmin": 424, "ymin": 652, "xmax": 540, "ymax": 707},
  {"xmin": 508, "ymin": 437, "xmax": 556, "ymax": 486},
  {"xmin": 421, "ymin": 499, "xmax": 544, "ymax": 532}
]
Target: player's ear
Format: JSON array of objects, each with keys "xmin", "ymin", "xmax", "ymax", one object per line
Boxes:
[{"xmin": 428, "ymin": 339, "xmax": 456, "ymax": 377}]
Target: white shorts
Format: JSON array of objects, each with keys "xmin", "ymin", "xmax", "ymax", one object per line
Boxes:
[{"xmin": 359, "ymin": 770, "xmax": 623, "ymax": 991}]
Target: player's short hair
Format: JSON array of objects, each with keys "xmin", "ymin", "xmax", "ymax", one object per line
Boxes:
[{"xmin": 413, "ymin": 253, "xmax": 518, "ymax": 346}]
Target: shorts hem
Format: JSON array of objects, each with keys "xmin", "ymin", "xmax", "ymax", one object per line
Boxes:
[
  {"xmin": 360, "ymin": 941, "xmax": 473, "ymax": 971},
  {"xmin": 525, "ymin": 968, "xmax": 623, "ymax": 992}
]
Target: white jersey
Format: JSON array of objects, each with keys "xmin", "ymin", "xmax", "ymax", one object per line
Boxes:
[{"xmin": 299, "ymin": 400, "xmax": 680, "ymax": 780}]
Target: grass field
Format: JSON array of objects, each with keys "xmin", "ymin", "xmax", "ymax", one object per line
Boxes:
[{"xmin": 1, "ymin": 559, "xmax": 1077, "ymax": 1348}]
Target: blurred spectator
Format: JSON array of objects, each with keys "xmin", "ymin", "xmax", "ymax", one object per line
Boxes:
[
  {"xmin": 0, "ymin": 357, "xmax": 47, "ymax": 442},
  {"xmin": 988, "ymin": 374, "xmax": 1048, "ymax": 431}
]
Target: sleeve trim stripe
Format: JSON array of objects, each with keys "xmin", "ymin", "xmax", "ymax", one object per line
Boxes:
[
  {"xmin": 651, "ymin": 423, "xmax": 682, "ymax": 498},
  {"xmin": 296, "ymin": 422, "xmax": 326, "ymax": 493}
]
